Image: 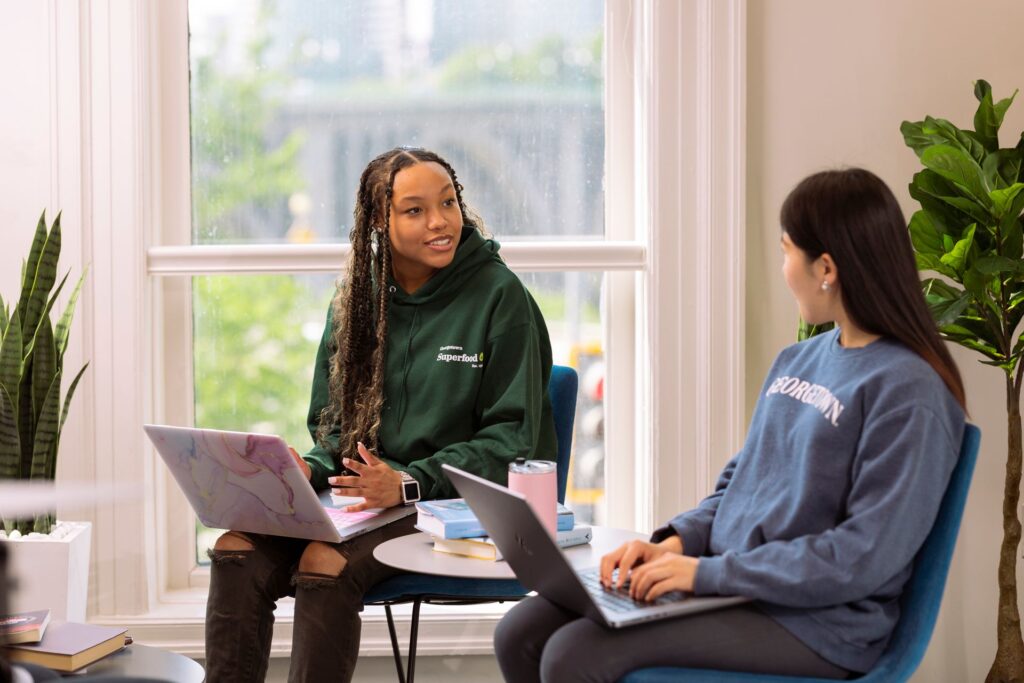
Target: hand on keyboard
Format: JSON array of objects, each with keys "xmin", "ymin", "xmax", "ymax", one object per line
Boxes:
[
  {"xmin": 599, "ymin": 537, "xmax": 683, "ymax": 591},
  {"xmin": 626, "ymin": 552, "xmax": 700, "ymax": 601}
]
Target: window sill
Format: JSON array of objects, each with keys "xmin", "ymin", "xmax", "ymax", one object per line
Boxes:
[{"xmin": 90, "ymin": 588, "xmax": 515, "ymax": 659}]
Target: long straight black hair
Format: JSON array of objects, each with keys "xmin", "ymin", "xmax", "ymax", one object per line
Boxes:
[{"xmin": 781, "ymin": 168, "xmax": 966, "ymax": 410}]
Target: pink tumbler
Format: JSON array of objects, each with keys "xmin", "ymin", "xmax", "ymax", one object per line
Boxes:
[{"xmin": 508, "ymin": 458, "xmax": 557, "ymax": 538}]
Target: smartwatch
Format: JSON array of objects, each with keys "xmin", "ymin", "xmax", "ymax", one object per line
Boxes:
[{"xmin": 400, "ymin": 472, "xmax": 421, "ymax": 505}]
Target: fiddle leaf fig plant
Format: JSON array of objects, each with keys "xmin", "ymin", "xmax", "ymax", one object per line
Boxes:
[
  {"xmin": 0, "ymin": 211, "xmax": 88, "ymax": 535},
  {"xmin": 901, "ymin": 80, "xmax": 1024, "ymax": 682}
]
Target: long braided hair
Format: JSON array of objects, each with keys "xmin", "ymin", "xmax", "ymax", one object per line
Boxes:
[{"xmin": 316, "ymin": 147, "xmax": 483, "ymax": 462}]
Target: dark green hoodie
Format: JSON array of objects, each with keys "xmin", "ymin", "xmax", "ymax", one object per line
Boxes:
[{"xmin": 302, "ymin": 226, "xmax": 556, "ymax": 499}]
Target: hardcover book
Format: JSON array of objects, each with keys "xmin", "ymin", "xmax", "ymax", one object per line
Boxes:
[
  {"xmin": 0, "ymin": 609, "xmax": 50, "ymax": 645},
  {"xmin": 416, "ymin": 498, "xmax": 574, "ymax": 539},
  {"xmin": 432, "ymin": 525, "xmax": 593, "ymax": 560},
  {"xmin": 4, "ymin": 621, "xmax": 128, "ymax": 672}
]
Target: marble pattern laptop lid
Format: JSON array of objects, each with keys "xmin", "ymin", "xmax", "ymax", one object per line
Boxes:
[{"xmin": 145, "ymin": 425, "xmax": 345, "ymax": 542}]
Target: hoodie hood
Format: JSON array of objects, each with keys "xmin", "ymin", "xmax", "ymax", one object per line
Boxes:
[{"xmin": 388, "ymin": 226, "xmax": 502, "ymax": 306}]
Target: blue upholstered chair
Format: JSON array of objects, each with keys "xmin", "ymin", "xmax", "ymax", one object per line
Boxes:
[
  {"xmin": 619, "ymin": 423, "xmax": 981, "ymax": 683},
  {"xmin": 364, "ymin": 365, "xmax": 579, "ymax": 683}
]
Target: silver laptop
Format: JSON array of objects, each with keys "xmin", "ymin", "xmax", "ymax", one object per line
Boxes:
[
  {"xmin": 443, "ymin": 464, "xmax": 749, "ymax": 628},
  {"xmin": 145, "ymin": 424, "xmax": 414, "ymax": 543}
]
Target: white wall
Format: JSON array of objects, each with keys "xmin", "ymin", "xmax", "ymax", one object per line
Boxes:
[
  {"xmin": 746, "ymin": 1, "xmax": 1024, "ymax": 680},
  {"xmin": 0, "ymin": 3, "xmax": 57, "ymax": 299}
]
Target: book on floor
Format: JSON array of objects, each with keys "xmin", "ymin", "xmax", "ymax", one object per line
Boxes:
[
  {"xmin": 3, "ymin": 621, "xmax": 128, "ymax": 672},
  {"xmin": 0, "ymin": 609, "xmax": 50, "ymax": 645},
  {"xmin": 416, "ymin": 498, "xmax": 575, "ymax": 539},
  {"xmin": 432, "ymin": 525, "xmax": 593, "ymax": 560}
]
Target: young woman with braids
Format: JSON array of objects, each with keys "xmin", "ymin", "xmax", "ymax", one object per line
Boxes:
[
  {"xmin": 495, "ymin": 168, "xmax": 968, "ymax": 682},
  {"xmin": 205, "ymin": 148, "xmax": 556, "ymax": 683}
]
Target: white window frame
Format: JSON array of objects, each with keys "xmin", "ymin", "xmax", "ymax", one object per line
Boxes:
[{"xmin": 51, "ymin": 0, "xmax": 746, "ymax": 658}]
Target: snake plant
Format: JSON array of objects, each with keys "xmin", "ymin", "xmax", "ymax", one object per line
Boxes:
[{"xmin": 0, "ymin": 211, "xmax": 88, "ymax": 535}]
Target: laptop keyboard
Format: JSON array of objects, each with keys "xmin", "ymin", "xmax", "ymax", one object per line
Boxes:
[
  {"xmin": 576, "ymin": 567, "xmax": 687, "ymax": 613},
  {"xmin": 323, "ymin": 507, "xmax": 376, "ymax": 530}
]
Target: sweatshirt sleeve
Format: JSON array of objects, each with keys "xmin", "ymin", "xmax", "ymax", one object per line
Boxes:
[
  {"xmin": 382, "ymin": 320, "xmax": 550, "ymax": 500},
  {"xmin": 301, "ymin": 305, "xmax": 341, "ymax": 491},
  {"xmin": 692, "ymin": 406, "xmax": 962, "ymax": 607},
  {"xmin": 650, "ymin": 453, "xmax": 740, "ymax": 557}
]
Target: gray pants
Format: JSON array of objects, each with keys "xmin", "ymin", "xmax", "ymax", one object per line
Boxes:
[{"xmin": 494, "ymin": 596, "xmax": 852, "ymax": 683}]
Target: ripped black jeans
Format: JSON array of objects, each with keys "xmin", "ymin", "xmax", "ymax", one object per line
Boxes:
[{"xmin": 205, "ymin": 515, "xmax": 418, "ymax": 683}]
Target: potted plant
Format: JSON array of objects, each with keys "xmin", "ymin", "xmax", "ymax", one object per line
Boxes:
[
  {"xmin": 901, "ymin": 80, "xmax": 1024, "ymax": 682},
  {"xmin": 0, "ymin": 211, "xmax": 89, "ymax": 622}
]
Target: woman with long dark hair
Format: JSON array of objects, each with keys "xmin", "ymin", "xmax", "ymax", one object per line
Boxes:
[
  {"xmin": 204, "ymin": 147, "xmax": 556, "ymax": 683},
  {"xmin": 495, "ymin": 168, "xmax": 966, "ymax": 682}
]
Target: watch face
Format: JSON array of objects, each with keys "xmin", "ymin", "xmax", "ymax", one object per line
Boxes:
[{"xmin": 402, "ymin": 480, "xmax": 420, "ymax": 502}]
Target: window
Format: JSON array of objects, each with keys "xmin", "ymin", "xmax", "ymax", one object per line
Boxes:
[
  {"xmin": 170, "ymin": 0, "xmax": 625, "ymax": 568},
  {"xmin": 83, "ymin": 1, "xmax": 749, "ymax": 650}
]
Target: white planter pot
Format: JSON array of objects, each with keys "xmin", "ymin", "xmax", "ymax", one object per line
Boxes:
[{"xmin": 3, "ymin": 521, "xmax": 92, "ymax": 622}]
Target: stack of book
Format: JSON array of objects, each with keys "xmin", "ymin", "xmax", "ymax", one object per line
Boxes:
[
  {"xmin": 1, "ymin": 609, "xmax": 129, "ymax": 673},
  {"xmin": 416, "ymin": 498, "xmax": 591, "ymax": 560}
]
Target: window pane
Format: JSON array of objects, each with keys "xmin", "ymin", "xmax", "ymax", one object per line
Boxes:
[
  {"xmin": 188, "ymin": 1, "xmax": 605, "ymax": 245},
  {"xmin": 517, "ymin": 271, "xmax": 606, "ymax": 527},
  {"xmin": 192, "ymin": 270, "xmax": 606, "ymax": 561}
]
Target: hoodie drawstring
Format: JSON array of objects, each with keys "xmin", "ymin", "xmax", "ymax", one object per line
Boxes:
[{"xmin": 397, "ymin": 304, "xmax": 419, "ymax": 428}]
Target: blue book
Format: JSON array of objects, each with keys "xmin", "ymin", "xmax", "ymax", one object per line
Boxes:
[{"xmin": 416, "ymin": 498, "xmax": 575, "ymax": 539}]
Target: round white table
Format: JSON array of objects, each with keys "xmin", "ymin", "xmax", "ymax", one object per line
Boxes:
[
  {"xmin": 371, "ymin": 526, "xmax": 645, "ymax": 683},
  {"xmin": 373, "ymin": 526, "xmax": 645, "ymax": 578}
]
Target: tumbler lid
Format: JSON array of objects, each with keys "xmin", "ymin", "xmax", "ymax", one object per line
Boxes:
[{"xmin": 508, "ymin": 459, "xmax": 556, "ymax": 474}]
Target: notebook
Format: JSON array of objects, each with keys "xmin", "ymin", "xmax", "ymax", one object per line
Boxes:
[{"xmin": 144, "ymin": 424, "xmax": 414, "ymax": 543}]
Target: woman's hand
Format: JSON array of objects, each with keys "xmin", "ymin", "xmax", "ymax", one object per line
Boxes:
[
  {"xmin": 328, "ymin": 442, "xmax": 403, "ymax": 511},
  {"xmin": 599, "ymin": 535, "xmax": 684, "ymax": 590},
  {"xmin": 288, "ymin": 446, "xmax": 312, "ymax": 480},
  {"xmin": 628, "ymin": 554, "xmax": 700, "ymax": 602}
]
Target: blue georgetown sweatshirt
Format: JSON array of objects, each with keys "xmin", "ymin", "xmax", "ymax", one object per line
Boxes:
[{"xmin": 652, "ymin": 329, "xmax": 965, "ymax": 672}]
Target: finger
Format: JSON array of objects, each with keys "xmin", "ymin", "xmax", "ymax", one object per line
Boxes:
[
  {"xmin": 628, "ymin": 563, "xmax": 648, "ymax": 599},
  {"xmin": 344, "ymin": 502, "xmax": 369, "ymax": 513},
  {"xmin": 633, "ymin": 562, "xmax": 674, "ymax": 600},
  {"xmin": 602, "ymin": 543, "xmax": 632, "ymax": 585},
  {"xmin": 630, "ymin": 563, "xmax": 668, "ymax": 600},
  {"xmin": 332, "ymin": 486, "xmax": 364, "ymax": 497},
  {"xmin": 328, "ymin": 476, "xmax": 362, "ymax": 488},
  {"xmin": 636, "ymin": 554, "xmax": 683, "ymax": 599},
  {"xmin": 616, "ymin": 542, "xmax": 644, "ymax": 590},
  {"xmin": 357, "ymin": 442, "xmax": 381, "ymax": 466},
  {"xmin": 644, "ymin": 577, "xmax": 682, "ymax": 603},
  {"xmin": 343, "ymin": 457, "xmax": 368, "ymax": 474},
  {"xmin": 600, "ymin": 544, "xmax": 627, "ymax": 587}
]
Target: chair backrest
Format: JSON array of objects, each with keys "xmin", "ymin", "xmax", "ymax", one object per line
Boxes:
[
  {"xmin": 863, "ymin": 423, "xmax": 981, "ymax": 682},
  {"xmin": 548, "ymin": 365, "xmax": 578, "ymax": 505}
]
